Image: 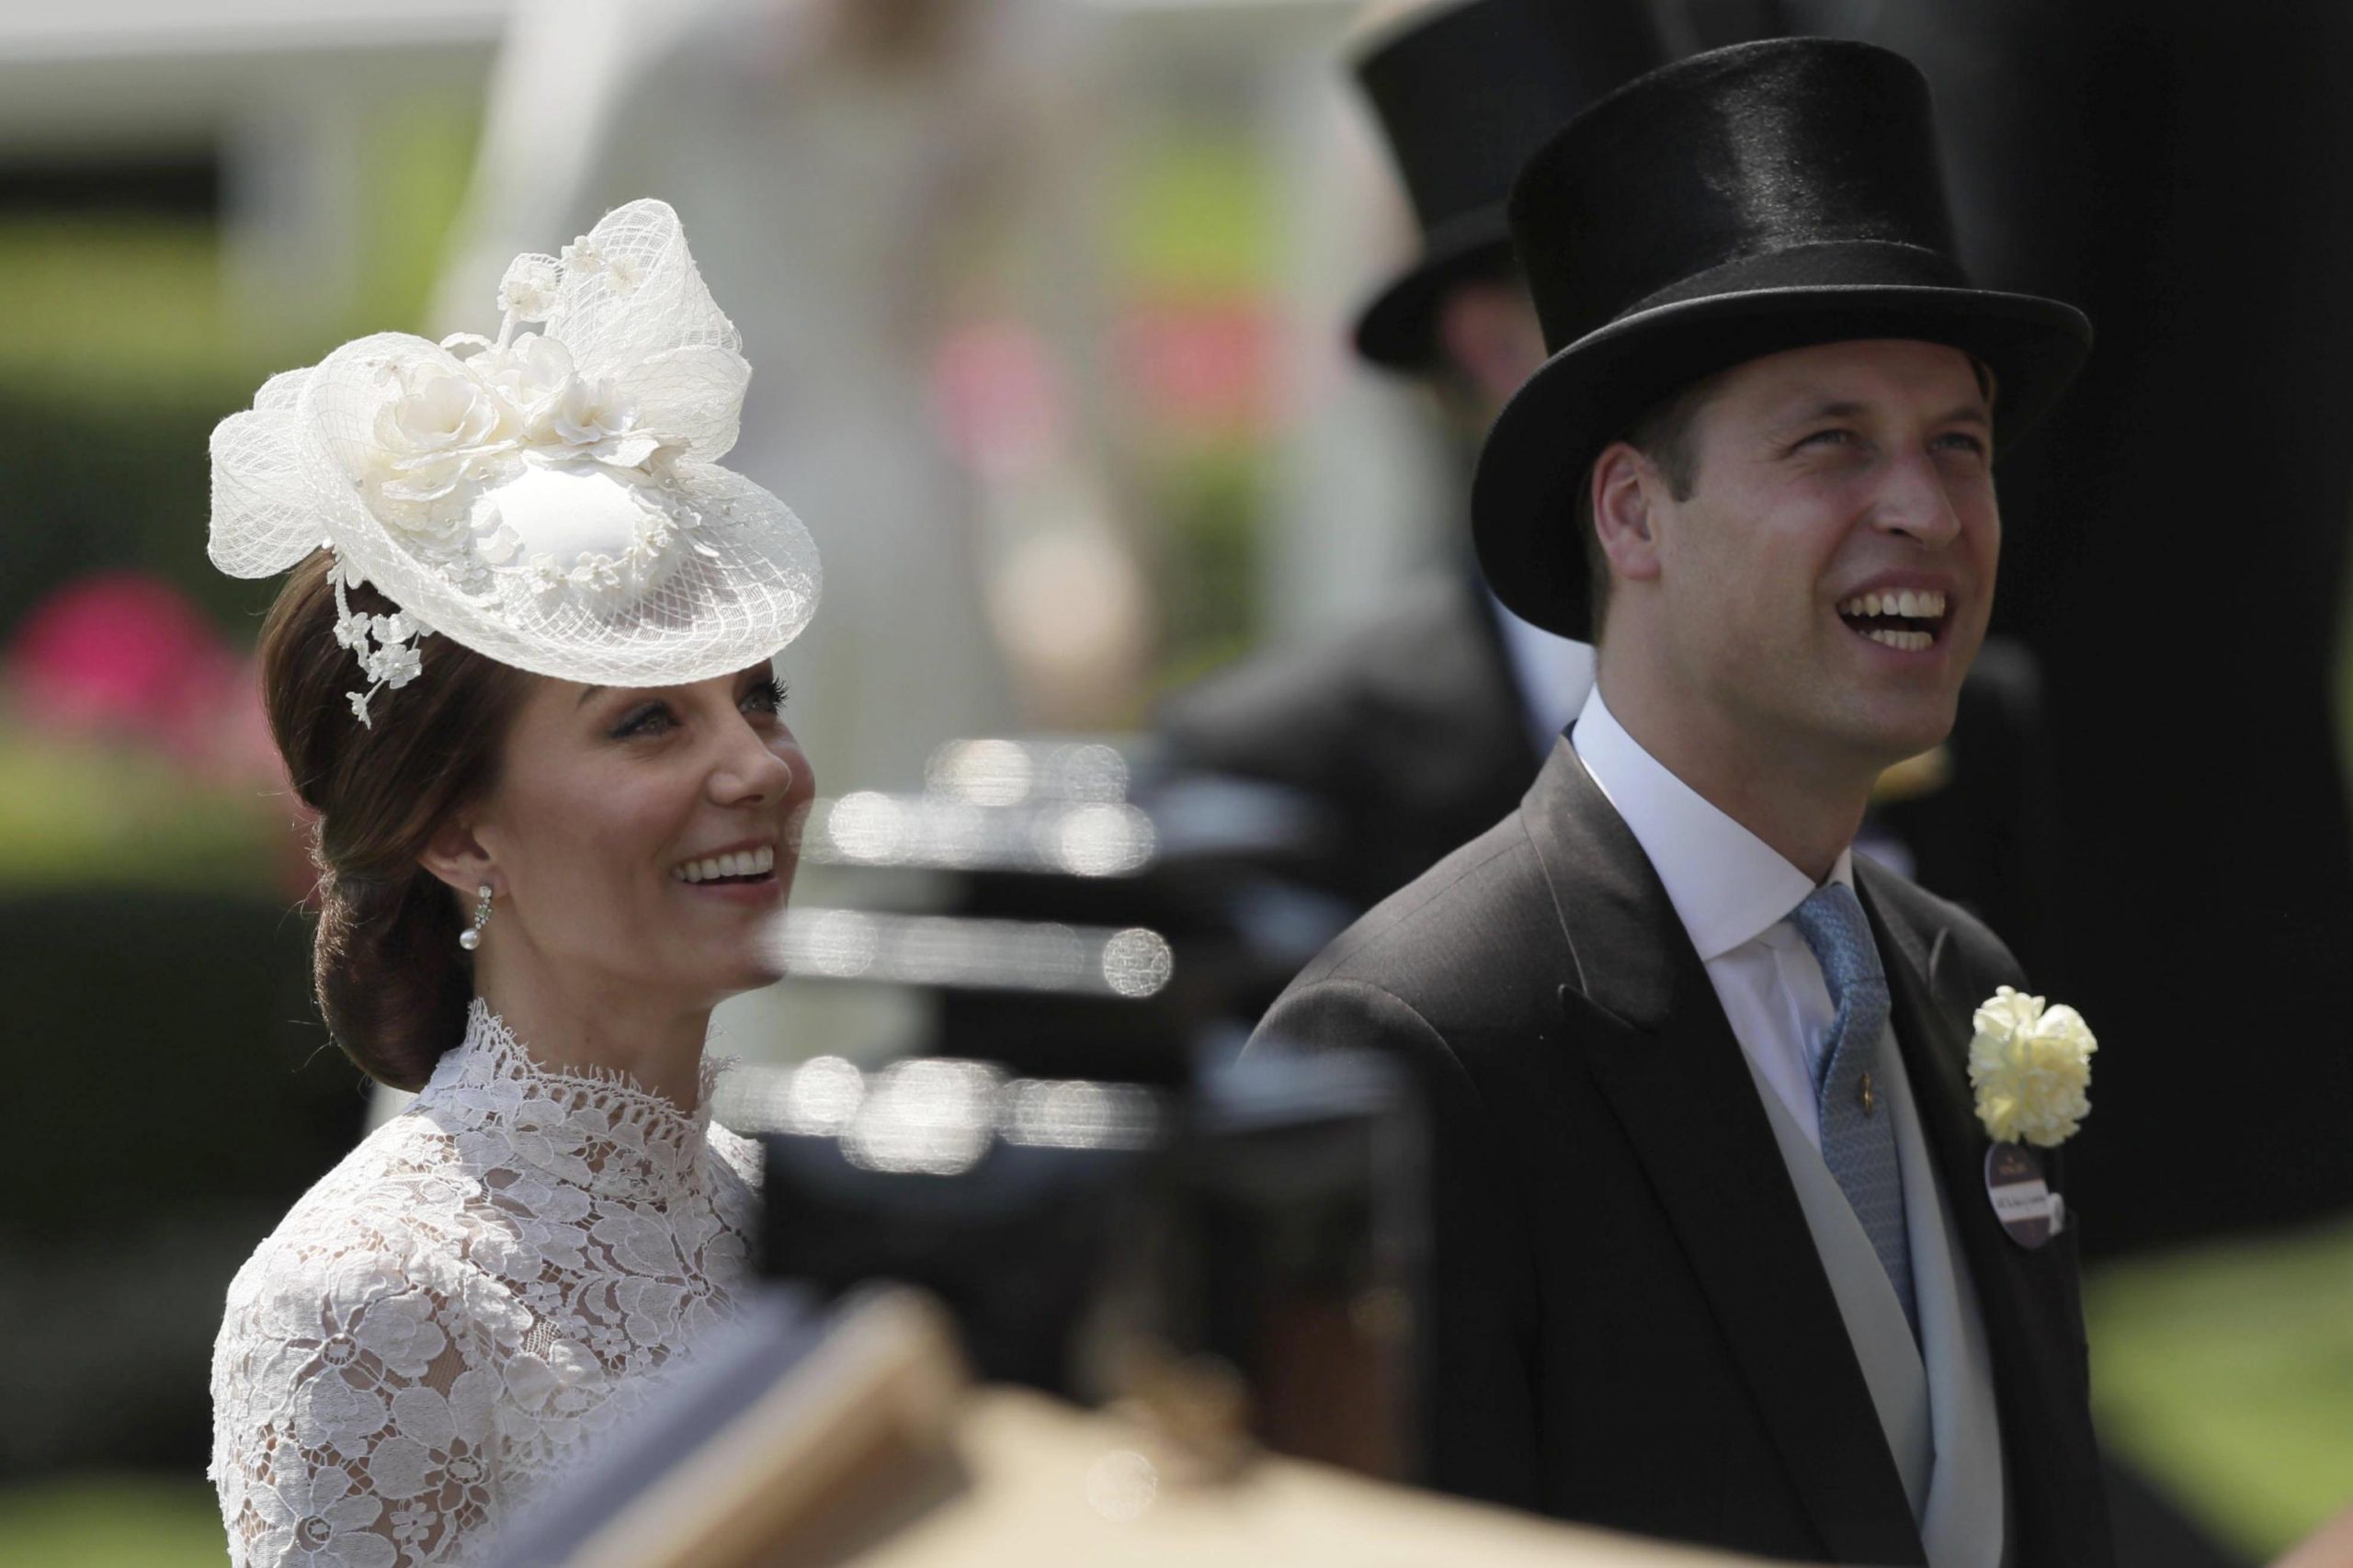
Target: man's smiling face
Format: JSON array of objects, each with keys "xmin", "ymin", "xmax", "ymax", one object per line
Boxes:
[{"xmin": 1628, "ymin": 337, "xmax": 1999, "ymax": 770}]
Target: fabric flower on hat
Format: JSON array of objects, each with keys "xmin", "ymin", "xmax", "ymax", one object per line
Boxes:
[
  {"xmin": 1967, "ymin": 985, "xmax": 2097, "ymax": 1147},
  {"xmin": 208, "ymin": 198, "xmax": 820, "ymax": 718},
  {"xmin": 496, "ymin": 254, "xmax": 563, "ymax": 322},
  {"xmin": 370, "ymin": 362, "xmax": 517, "ymax": 513},
  {"xmin": 470, "ymin": 332, "xmax": 574, "ymax": 431},
  {"xmin": 548, "ymin": 372, "xmax": 647, "ymax": 459}
]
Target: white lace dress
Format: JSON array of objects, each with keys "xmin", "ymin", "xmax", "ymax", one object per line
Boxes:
[{"xmin": 210, "ymin": 1002, "xmax": 763, "ymax": 1567}]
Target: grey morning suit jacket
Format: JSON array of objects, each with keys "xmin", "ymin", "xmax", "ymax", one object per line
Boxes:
[{"xmin": 1247, "ymin": 738, "xmax": 2113, "ymax": 1566}]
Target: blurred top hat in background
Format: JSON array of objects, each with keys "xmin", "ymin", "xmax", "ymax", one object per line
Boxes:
[{"xmin": 1347, "ymin": 0, "xmax": 1668, "ymax": 373}]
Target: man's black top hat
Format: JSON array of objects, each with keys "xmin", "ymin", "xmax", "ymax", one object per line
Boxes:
[
  {"xmin": 1348, "ymin": 0, "xmax": 1665, "ymax": 373},
  {"xmin": 1472, "ymin": 38, "xmax": 2093, "ymax": 641}
]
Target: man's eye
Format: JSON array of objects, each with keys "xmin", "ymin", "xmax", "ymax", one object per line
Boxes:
[
  {"xmin": 1935, "ymin": 431, "xmax": 1990, "ymax": 458},
  {"xmin": 1796, "ymin": 428, "xmax": 1856, "ymax": 451},
  {"xmin": 613, "ymin": 702, "xmax": 675, "ymax": 738}
]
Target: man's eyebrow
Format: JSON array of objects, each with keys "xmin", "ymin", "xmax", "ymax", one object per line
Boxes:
[
  {"xmin": 1767, "ymin": 394, "xmax": 1991, "ymax": 431},
  {"xmin": 1768, "ymin": 395, "xmax": 1870, "ymax": 431}
]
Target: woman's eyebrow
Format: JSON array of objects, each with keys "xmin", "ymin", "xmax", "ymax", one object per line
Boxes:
[{"xmin": 574, "ymin": 686, "xmax": 606, "ymax": 708}]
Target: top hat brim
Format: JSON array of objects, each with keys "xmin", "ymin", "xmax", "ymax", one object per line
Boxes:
[
  {"xmin": 1352, "ymin": 208, "xmax": 1518, "ymax": 372},
  {"xmin": 1472, "ymin": 277, "xmax": 2093, "ymax": 641}
]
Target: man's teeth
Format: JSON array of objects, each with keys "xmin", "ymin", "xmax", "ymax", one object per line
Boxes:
[
  {"xmin": 1836, "ymin": 588, "xmax": 1948, "ymax": 619},
  {"xmin": 1862, "ymin": 628, "xmax": 1935, "ymax": 652},
  {"xmin": 672, "ymin": 845, "xmax": 777, "ymax": 883}
]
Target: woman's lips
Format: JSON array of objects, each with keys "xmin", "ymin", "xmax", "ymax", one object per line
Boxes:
[{"xmin": 670, "ymin": 844, "xmax": 776, "ymax": 883}]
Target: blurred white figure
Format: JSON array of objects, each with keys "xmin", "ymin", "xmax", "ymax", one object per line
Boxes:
[
  {"xmin": 439, "ymin": 0, "xmax": 1128, "ymax": 1066},
  {"xmin": 446, "ymin": 0, "xmax": 1027, "ymax": 792}
]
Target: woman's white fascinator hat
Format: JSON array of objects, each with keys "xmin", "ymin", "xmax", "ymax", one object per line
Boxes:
[{"xmin": 209, "ymin": 199, "xmax": 820, "ymax": 724}]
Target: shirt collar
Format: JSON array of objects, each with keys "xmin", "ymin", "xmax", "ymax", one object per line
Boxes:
[{"xmin": 1570, "ymin": 686, "xmax": 1853, "ymax": 960}]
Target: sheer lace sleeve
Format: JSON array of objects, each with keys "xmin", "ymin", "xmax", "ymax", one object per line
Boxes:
[{"xmin": 211, "ymin": 1228, "xmax": 506, "ymax": 1568}]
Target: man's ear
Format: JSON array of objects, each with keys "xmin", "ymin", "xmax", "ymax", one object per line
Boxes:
[
  {"xmin": 420, "ymin": 816, "xmax": 495, "ymax": 899},
  {"xmin": 1590, "ymin": 441, "xmax": 1665, "ymax": 585}
]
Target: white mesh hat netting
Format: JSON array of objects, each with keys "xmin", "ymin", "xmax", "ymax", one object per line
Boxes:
[{"xmin": 209, "ymin": 199, "xmax": 819, "ymax": 721}]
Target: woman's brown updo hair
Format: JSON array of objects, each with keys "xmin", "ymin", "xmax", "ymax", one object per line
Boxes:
[{"xmin": 260, "ymin": 551, "xmax": 532, "ymax": 1089}]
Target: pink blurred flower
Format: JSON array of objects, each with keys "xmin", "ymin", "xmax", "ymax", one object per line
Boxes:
[{"xmin": 5, "ymin": 571, "xmax": 274, "ymax": 778}]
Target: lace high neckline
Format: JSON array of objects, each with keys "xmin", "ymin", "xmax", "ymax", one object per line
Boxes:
[
  {"xmin": 215, "ymin": 1001, "xmax": 761, "ymax": 1568},
  {"xmin": 415, "ymin": 998, "xmax": 727, "ymax": 1202}
]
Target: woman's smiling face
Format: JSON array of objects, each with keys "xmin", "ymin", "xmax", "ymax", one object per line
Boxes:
[{"xmin": 461, "ymin": 662, "xmax": 814, "ymax": 1007}]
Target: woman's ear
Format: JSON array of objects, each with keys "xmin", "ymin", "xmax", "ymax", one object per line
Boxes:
[
  {"xmin": 419, "ymin": 816, "xmax": 495, "ymax": 899},
  {"xmin": 1590, "ymin": 441, "xmax": 1665, "ymax": 586}
]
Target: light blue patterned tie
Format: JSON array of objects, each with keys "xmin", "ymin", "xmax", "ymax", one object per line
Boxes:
[{"xmin": 1789, "ymin": 881, "xmax": 1918, "ymax": 1338}]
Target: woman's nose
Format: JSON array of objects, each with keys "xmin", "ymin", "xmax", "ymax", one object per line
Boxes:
[{"xmin": 710, "ymin": 719, "xmax": 799, "ymax": 807}]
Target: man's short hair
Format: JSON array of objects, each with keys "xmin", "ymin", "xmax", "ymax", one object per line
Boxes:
[{"xmin": 1574, "ymin": 371, "xmax": 1719, "ymax": 641}]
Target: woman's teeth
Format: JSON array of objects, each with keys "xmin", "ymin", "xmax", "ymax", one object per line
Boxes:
[
  {"xmin": 672, "ymin": 845, "xmax": 776, "ymax": 883},
  {"xmin": 1837, "ymin": 588, "xmax": 1946, "ymax": 652}
]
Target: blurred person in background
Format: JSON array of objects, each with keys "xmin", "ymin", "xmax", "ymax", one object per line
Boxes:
[
  {"xmin": 206, "ymin": 203, "xmax": 821, "ymax": 1566},
  {"xmin": 1157, "ymin": 0, "xmax": 1662, "ymax": 914},
  {"xmin": 1254, "ymin": 40, "xmax": 2109, "ymax": 1564},
  {"xmin": 1162, "ymin": 0, "xmax": 2066, "ymax": 992},
  {"xmin": 435, "ymin": 0, "xmax": 1135, "ymax": 1074}
]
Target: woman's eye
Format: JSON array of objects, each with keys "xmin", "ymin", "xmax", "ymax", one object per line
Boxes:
[
  {"xmin": 612, "ymin": 702, "xmax": 675, "ymax": 739},
  {"xmin": 742, "ymin": 677, "xmax": 788, "ymax": 717}
]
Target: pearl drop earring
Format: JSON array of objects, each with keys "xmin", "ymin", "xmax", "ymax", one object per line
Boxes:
[{"xmin": 459, "ymin": 884, "xmax": 493, "ymax": 951}]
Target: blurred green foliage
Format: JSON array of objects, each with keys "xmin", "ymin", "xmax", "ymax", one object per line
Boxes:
[
  {"xmin": 0, "ymin": 1476, "xmax": 223, "ymax": 1568},
  {"xmin": 0, "ymin": 91, "xmax": 477, "ymax": 893},
  {"xmin": 1147, "ymin": 447, "xmax": 1264, "ymax": 695},
  {"xmin": 0, "ymin": 89, "xmax": 477, "ymax": 648},
  {"xmin": 0, "ymin": 721, "xmax": 290, "ymax": 894},
  {"xmin": 0, "ymin": 219, "xmax": 243, "ymax": 393},
  {"xmin": 347, "ymin": 93, "xmax": 481, "ymax": 339},
  {"xmin": 0, "ymin": 88, "xmax": 467, "ymax": 1521},
  {"xmin": 1108, "ymin": 119, "xmax": 1277, "ymax": 694},
  {"xmin": 2086, "ymin": 1217, "xmax": 2353, "ymax": 1558},
  {"xmin": 1114, "ymin": 118, "xmax": 1273, "ymax": 300},
  {"xmin": 0, "ymin": 886, "xmax": 369, "ymax": 1480},
  {"xmin": 0, "ymin": 381, "xmax": 269, "ymax": 639}
]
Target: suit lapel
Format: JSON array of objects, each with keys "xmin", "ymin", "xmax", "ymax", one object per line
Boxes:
[
  {"xmin": 1525, "ymin": 744, "xmax": 1927, "ymax": 1566},
  {"xmin": 1856, "ymin": 863, "xmax": 2105, "ymax": 1568}
]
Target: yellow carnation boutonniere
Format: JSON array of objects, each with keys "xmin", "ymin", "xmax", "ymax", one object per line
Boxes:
[{"xmin": 1967, "ymin": 985, "xmax": 2097, "ymax": 1148}]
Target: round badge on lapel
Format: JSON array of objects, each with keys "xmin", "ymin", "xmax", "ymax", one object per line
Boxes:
[{"xmin": 1984, "ymin": 1143, "xmax": 2063, "ymax": 1248}]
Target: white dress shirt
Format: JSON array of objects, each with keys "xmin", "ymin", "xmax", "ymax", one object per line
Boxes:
[
  {"xmin": 1570, "ymin": 685, "xmax": 1848, "ymax": 1150},
  {"xmin": 1571, "ymin": 687, "xmax": 2007, "ymax": 1563}
]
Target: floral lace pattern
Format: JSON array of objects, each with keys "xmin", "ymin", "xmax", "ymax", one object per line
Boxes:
[{"xmin": 210, "ymin": 1002, "xmax": 761, "ymax": 1566}]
